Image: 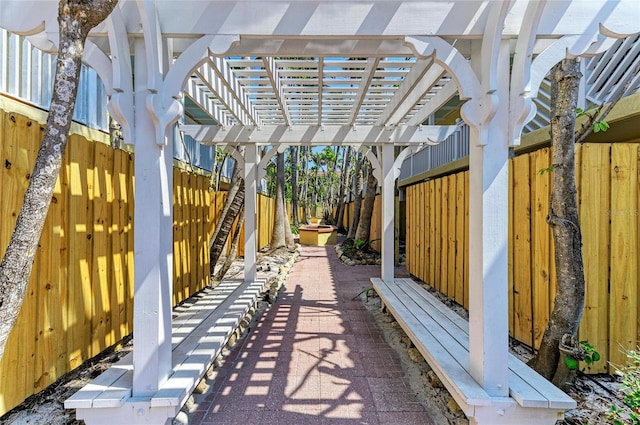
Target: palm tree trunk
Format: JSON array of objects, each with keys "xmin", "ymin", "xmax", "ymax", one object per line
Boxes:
[
  {"xmin": 270, "ymin": 152, "xmax": 287, "ymax": 249},
  {"xmin": 211, "ymin": 206, "xmax": 245, "ymax": 285},
  {"xmin": 291, "ymin": 146, "xmax": 299, "ymax": 226},
  {"xmin": 355, "ymin": 154, "xmax": 378, "ymax": 242},
  {"xmin": 335, "ymin": 146, "xmax": 351, "ymax": 231},
  {"xmin": 209, "ymin": 150, "xmax": 245, "ymax": 278},
  {"xmin": 347, "ymin": 154, "xmax": 364, "ymax": 240}
]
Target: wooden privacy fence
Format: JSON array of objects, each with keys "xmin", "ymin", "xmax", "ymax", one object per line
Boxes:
[
  {"xmin": 0, "ymin": 107, "xmax": 275, "ymax": 415},
  {"xmin": 405, "ymin": 143, "xmax": 640, "ymax": 374}
]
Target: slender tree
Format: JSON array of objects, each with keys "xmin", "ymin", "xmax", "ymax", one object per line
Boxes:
[
  {"xmin": 354, "ymin": 153, "xmax": 378, "ymax": 243},
  {"xmin": 529, "ymin": 59, "xmax": 584, "ymax": 387},
  {"xmin": 270, "ymin": 152, "xmax": 287, "ymax": 249},
  {"xmin": 290, "ymin": 146, "xmax": 300, "ymax": 226},
  {"xmin": 209, "ymin": 148, "xmax": 245, "ymax": 279},
  {"xmin": 530, "ymin": 58, "xmax": 640, "ymax": 389},
  {"xmin": 211, "ymin": 206, "xmax": 244, "ymax": 285},
  {"xmin": 335, "ymin": 146, "xmax": 352, "ymax": 232},
  {"xmin": 347, "ymin": 153, "xmax": 364, "ymax": 240},
  {"xmin": 0, "ymin": 0, "xmax": 118, "ymax": 360}
]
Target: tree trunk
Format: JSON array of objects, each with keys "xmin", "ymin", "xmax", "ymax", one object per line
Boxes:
[
  {"xmin": 529, "ymin": 58, "xmax": 585, "ymax": 389},
  {"xmin": 211, "ymin": 206, "xmax": 244, "ymax": 285},
  {"xmin": 355, "ymin": 157, "xmax": 378, "ymax": 242},
  {"xmin": 284, "ymin": 196, "xmax": 295, "ymax": 248},
  {"xmin": 301, "ymin": 146, "xmax": 309, "ymax": 222},
  {"xmin": 282, "ymin": 153, "xmax": 295, "ymax": 248},
  {"xmin": 291, "ymin": 146, "xmax": 299, "ymax": 226},
  {"xmin": 209, "ymin": 150, "xmax": 245, "ymax": 277},
  {"xmin": 0, "ymin": 0, "xmax": 117, "ymax": 360},
  {"xmin": 347, "ymin": 154, "xmax": 364, "ymax": 240},
  {"xmin": 335, "ymin": 146, "xmax": 351, "ymax": 232},
  {"xmin": 270, "ymin": 152, "xmax": 287, "ymax": 249}
]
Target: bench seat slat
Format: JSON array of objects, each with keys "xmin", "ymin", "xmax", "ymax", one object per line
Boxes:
[
  {"xmin": 92, "ymin": 370, "xmax": 133, "ymax": 408},
  {"xmin": 400, "ymin": 279, "xmax": 554, "ymax": 407},
  {"xmin": 64, "ymin": 354, "xmax": 133, "ymax": 409},
  {"xmin": 372, "ymin": 278, "xmax": 492, "ymax": 411},
  {"xmin": 397, "ymin": 278, "xmax": 574, "ymax": 409},
  {"xmin": 508, "ymin": 356, "xmax": 576, "ymax": 409},
  {"xmin": 375, "ymin": 278, "xmax": 575, "ymax": 412},
  {"xmin": 66, "ymin": 279, "xmax": 267, "ymax": 412},
  {"xmin": 151, "ymin": 280, "xmax": 266, "ymax": 408}
]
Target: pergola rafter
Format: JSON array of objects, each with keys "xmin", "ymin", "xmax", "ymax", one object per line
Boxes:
[{"xmin": 184, "ymin": 77, "xmax": 227, "ymax": 125}]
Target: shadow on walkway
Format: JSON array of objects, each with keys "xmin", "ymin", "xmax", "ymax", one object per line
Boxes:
[{"xmin": 194, "ymin": 245, "xmax": 435, "ymax": 425}]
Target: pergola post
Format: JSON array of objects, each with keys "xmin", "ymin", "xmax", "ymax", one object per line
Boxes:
[
  {"xmin": 381, "ymin": 143, "xmax": 395, "ymax": 282},
  {"xmin": 467, "ymin": 39, "xmax": 511, "ymax": 397},
  {"xmin": 132, "ymin": 38, "xmax": 173, "ymax": 396},
  {"xmin": 244, "ymin": 144, "xmax": 258, "ymax": 283}
]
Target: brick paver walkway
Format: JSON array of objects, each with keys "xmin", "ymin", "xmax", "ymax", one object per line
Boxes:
[{"xmin": 194, "ymin": 245, "xmax": 435, "ymax": 424}]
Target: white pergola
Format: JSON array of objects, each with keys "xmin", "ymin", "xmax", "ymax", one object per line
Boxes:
[{"xmin": 2, "ymin": 1, "xmax": 640, "ymax": 424}]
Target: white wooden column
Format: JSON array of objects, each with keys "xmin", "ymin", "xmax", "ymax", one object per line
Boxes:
[
  {"xmin": 132, "ymin": 38, "xmax": 173, "ymax": 397},
  {"xmin": 467, "ymin": 40, "xmax": 510, "ymax": 397},
  {"xmin": 380, "ymin": 143, "xmax": 395, "ymax": 282},
  {"xmin": 244, "ymin": 144, "xmax": 258, "ymax": 283}
]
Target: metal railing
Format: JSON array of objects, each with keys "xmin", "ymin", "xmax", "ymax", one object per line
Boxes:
[
  {"xmin": 0, "ymin": 29, "xmax": 109, "ymax": 131},
  {"xmin": 398, "ymin": 123, "xmax": 470, "ymax": 182}
]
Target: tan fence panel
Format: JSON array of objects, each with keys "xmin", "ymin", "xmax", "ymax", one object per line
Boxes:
[
  {"xmin": 369, "ymin": 195, "xmax": 382, "ymax": 252},
  {"xmin": 512, "ymin": 153, "xmax": 534, "ymax": 347},
  {"xmin": 0, "ymin": 105, "xmax": 279, "ymax": 414},
  {"xmin": 454, "ymin": 172, "xmax": 466, "ymax": 306},
  {"xmin": 0, "ymin": 112, "xmax": 40, "ymax": 410},
  {"xmin": 578, "ymin": 143, "xmax": 611, "ymax": 373},
  {"xmin": 404, "ymin": 142, "xmax": 640, "ymax": 374},
  {"xmin": 531, "ymin": 148, "xmax": 552, "ymax": 349},
  {"xmin": 405, "ymin": 185, "xmax": 420, "ymax": 276},
  {"xmin": 609, "ymin": 143, "xmax": 639, "ymax": 368}
]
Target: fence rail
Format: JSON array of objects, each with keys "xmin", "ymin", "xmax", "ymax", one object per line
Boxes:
[
  {"xmin": 0, "ymin": 106, "xmax": 275, "ymax": 415},
  {"xmin": 405, "ymin": 143, "xmax": 640, "ymax": 374}
]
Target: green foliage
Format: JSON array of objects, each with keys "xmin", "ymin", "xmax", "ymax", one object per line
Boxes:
[
  {"xmin": 538, "ymin": 165, "xmax": 554, "ymax": 175},
  {"xmin": 576, "ymin": 105, "xmax": 598, "ymax": 118},
  {"xmin": 608, "ymin": 349, "xmax": 640, "ymax": 424},
  {"xmin": 348, "ymin": 238, "xmax": 380, "ymax": 253},
  {"xmin": 353, "ymin": 239, "xmax": 368, "ymax": 251},
  {"xmin": 290, "ymin": 224, "xmax": 299, "ymax": 235},
  {"xmin": 576, "ymin": 105, "xmax": 610, "ymax": 134},
  {"xmin": 581, "ymin": 340, "xmax": 601, "ymax": 365},
  {"xmin": 592, "ymin": 120, "xmax": 610, "ymax": 133},
  {"xmin": 564, "ymin": 341, "xmax": 601, "ymax": 370}
]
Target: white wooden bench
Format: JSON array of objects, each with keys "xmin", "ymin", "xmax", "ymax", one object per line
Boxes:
[
  {"xmin": 371, "ymin": 277, "xmax": 576, "ymax": 425},
  {"xmin": 65, "ymin": 279, "xmax": 266, "ymax": 425}
]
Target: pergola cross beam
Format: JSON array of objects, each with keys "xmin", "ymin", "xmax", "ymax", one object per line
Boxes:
[{"xmin": 180, "ymin": 124, "xmax": 457, "ymax": 146}]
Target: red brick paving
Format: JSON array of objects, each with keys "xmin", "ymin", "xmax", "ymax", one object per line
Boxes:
[{"xmin": 194, "ymin": 245, "xmax": 435, "ymax": 425}]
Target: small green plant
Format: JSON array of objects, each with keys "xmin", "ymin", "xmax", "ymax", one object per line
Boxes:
[
  {"xmin": 564, "ymin": 340, "xmax": 601, "ymax": 370},
  {"xmin": 608, "ymin": 349, "xmax": 640, "ymax": 425},
  {"xmin": 350, "ymin": 238, "xmax": 380, "ymax": 253},
  {"xmin": 576, "ymin": 105, "xmax": 610, "ymax": 133},
  {"xmin": 353, "ymin": 239, "xmax": 368, "ymax": 251},
  {"xmin": 538, "ymin": 165, "xmax": 554, "ymax": 175},
  {"xmin": 290, "ymin": 224, "xmax": 299, "ymax": 235}
]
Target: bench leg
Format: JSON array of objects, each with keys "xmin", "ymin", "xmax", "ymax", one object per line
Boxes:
[
  {"xmin": 471, "ymin": 401, "xmax": 563, "ymax": 425},
  {"xmin": 74, "ymin": 402, "xmax": 178, "ymax": 425}
]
